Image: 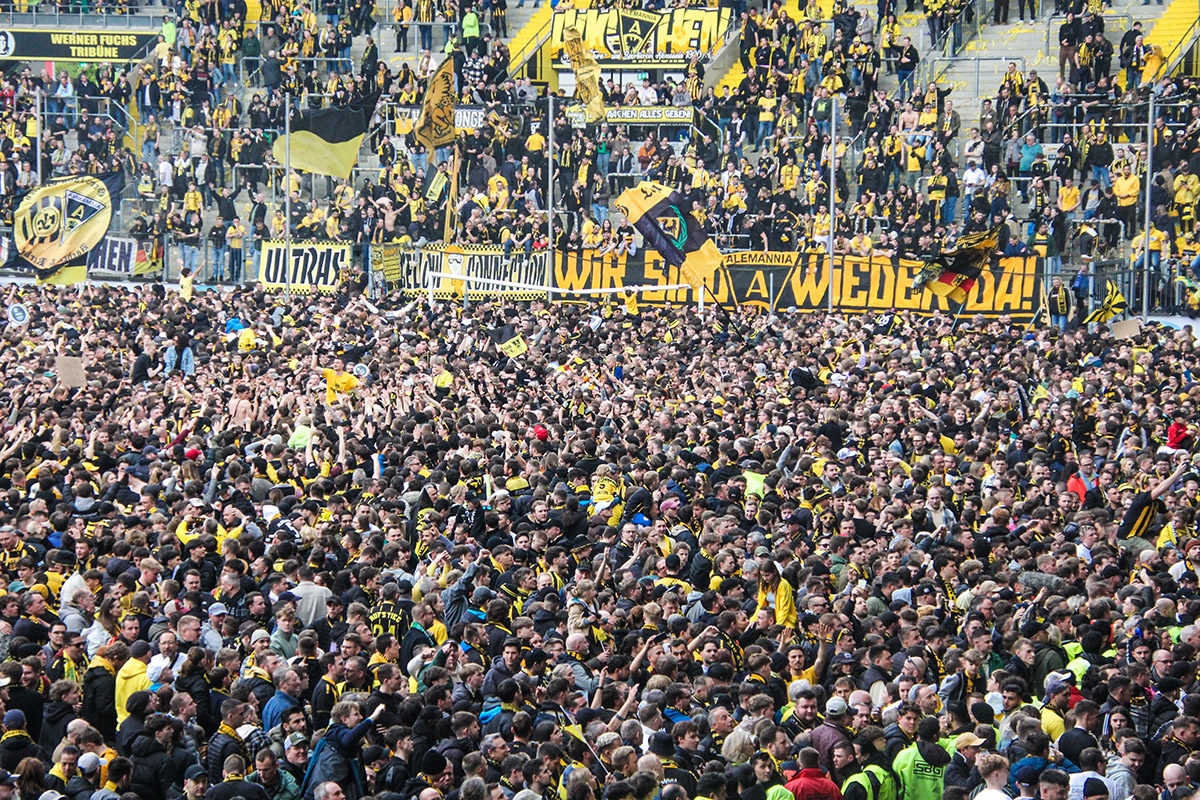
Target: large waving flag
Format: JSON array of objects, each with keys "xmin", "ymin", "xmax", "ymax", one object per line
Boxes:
[
  {"xmin": 11, "ymin": 173, "xmax": 125, "ymax": 285},
  {"xmin": 1084, "ymin": 280, "xmax": 1129, "ymax": 324},
  {"xmin": 613, "ymin": 181, "xmax": 725, "ymax": 299},
  {"xmin": 272, "ymin": 92, "xmax": 380, "ymax": 179},
  {"xmin": 415, "ymin": 59, "xmax": 458, "ymax": 152},
  {"xmin": 563, "ymin": 27, "xmax": 606, "ymax": 124},
  {"xmin": 913, "ymin": 224, "xmax": 1003, "ymax": 304}
]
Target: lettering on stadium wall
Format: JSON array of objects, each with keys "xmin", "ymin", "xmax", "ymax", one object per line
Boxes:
[{"xmin": 0, "ymin": 29, "xmax": 159, "ymax": 61}]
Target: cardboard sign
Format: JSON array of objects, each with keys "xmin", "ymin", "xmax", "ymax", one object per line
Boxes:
[
  {"xmin": 55, "ymin": 356, "xmax": 86, "ymax": 388},
  {"xmin": 1112, "ymin": 318, "xmax": 1142, "ymax": 339}
]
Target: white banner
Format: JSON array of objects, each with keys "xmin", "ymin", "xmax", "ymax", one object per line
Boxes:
[{"xmin": 87, "ymin": 236, "xmax": 137, "ymax": 276}]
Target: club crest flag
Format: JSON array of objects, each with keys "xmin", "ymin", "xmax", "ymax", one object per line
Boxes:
[
  {"xmin": 1083, "ymin": 280, "xmax": 1129, "ymax": 324},
  {"xmin": 563, "ymin": 26, "xmax": 606, "ymax": 124},
  {"xmin": 613, "ymin": 181, "xmax": 725, "ymax": 301},
  {"xmin": 416, "ymin": 58, "xmax": 458, "ymax": 152},
  {"xmin": 13, "ymin": 173, "xmax": 124, "ymax": 283}
]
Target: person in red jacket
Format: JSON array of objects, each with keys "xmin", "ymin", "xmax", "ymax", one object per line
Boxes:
[{"xmin": 785, "ymin": 747, "xmax": 844, "ymax": 800}]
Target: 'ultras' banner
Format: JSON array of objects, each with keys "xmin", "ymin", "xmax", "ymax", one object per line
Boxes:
[
  {"xmin": 259, "ymin": 241, "xmax": 351, "ymax": 292},
  {"xmin": 550, "ymin": 7, "xmax": 732, "ymax": 68},
  {"xmin": 552, "ymin": 250, "xmax": 1041, "ymax": 318},
  {"xmin": 0, "ymin": 30, "xmax": 159, "ymax": 61},
  {"xmin": 371, "ymin": 243, "xmax": 548, "ymax": 299}
]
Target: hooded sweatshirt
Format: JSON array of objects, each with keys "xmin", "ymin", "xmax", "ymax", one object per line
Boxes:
[{"xmin": 893, "ymin": 739, "xmax": 954, "ymax": 800}]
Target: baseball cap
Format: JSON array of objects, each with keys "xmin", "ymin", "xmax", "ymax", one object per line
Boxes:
[
  {"xmin": 185, "ymin": 765, "xmax": 208, "ymax": 782},
  {"xmin": 286, "ymin": 732, "xmax": 309, "ymax": 749},
  {"xmin": 955, "ymin": 732, "xmax": 985, "ymax": 750},
  {"xmin": 77, "ymin": 753, "xmax": 105, "ymax": 774},
  {"xmin": 826, "ymin": 697, "xmax": 848, "ymax": 717},
  {"xmin": 209, "ymin": 603, "xmax": 228, "ymax": 616}
]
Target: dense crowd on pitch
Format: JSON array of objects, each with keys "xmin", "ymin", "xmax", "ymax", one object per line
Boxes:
[{"xmin": 5, "ymin": 280, "xmax": 1200, "ymax": 800}]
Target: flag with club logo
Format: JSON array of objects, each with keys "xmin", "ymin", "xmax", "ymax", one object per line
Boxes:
[
  {"xmin": 563, "ymin": 27, "xmax": 606, "ymax": 123},
  {"xmin": 10, "ymin": 173, "xmax": 125, "ymax": 285},
  {"xmin": 415, "ymin": 59, "xmax": 458, "ymax": 152},
  {"xmin": 1083, "ymin": 280, "xmax": 1129, "ymax": 324}
]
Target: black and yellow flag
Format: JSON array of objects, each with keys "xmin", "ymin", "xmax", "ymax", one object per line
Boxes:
[
  {"xmin": 415, "ymin": 59, "xmax": 458, "ymax": 152},
  {"xmin": 613, "ymin": 181, "xmax": 724, "ymax": 300},
  {"xmin": 11, "ymin": 173, "xmax": 124, "ymax": 285},
  {"xmin": 1083, "ymin": 280, "xmax": 1129, "ymax": 324},
  {"xmin": 563, "ymin": 27, "xmax": 606, "ymax": 124},
  {"xmin": 913, "ymin": 224, "xmax": 1003, "ymax": 304},
  {"xmin": 490, "ymin": 324, "xmax": 528, "ymax": 357},
  {"xmin": 272, "ymin": 92, "xmax": 379, "ymax": 179}
]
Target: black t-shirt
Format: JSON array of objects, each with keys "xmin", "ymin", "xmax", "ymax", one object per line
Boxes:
[{"xmin": 131, "ymin": 352, "xmax": 153, "ymax": 384}]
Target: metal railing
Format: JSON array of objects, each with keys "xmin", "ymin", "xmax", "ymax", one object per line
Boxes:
[
  {"xmin": 0, "ymin": 7, "xmax": 164, "ymax": 25},
  {"xmin": 934, "ymin": 55, "xmax": 1026, "ymax": 109},
  {"xmin": 1157, "ymin": 15, "xmax": 1200, "ymax": 83}
]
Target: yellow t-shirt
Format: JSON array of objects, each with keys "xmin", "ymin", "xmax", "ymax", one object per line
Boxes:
[
  {"xmin": 321, "ymin": 367, "xmax": 359, "ymax": 404},
  {"xmin": 1058, "ymin": 185, "xmax": 1080, "ymax": 212}
]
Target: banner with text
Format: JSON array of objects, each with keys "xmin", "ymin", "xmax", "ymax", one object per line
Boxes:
[
  {"xmin": 551, "ymin": 250, "xmax": 1040, "ymax": 318},
  {"xmin": 566, "ymin": 105, "xmax": 696, "ymax": 128},
  {"xmin": 0, "ymin": 30, "xmax": 159, "ymax": 62},
  {"xmin": 87, "ymin": 236, "xmax": 137, "ymax": 277},
  {"xmin": 259, "ymin": 240, "xmax": 350, "ymax": 293},
  {"xmin": 550, "ymin": 8, "xmax": 732, "ymax": 69},
  {"xmin": 374, "ymin": 243, "xmax": 549, "ymax": 299}
]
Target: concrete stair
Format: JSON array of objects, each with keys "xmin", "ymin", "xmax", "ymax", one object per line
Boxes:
[
  {"xmin": 1114, "ymin": 0, "xmax": 1196, "ymax": 91},
  {"xmin": 941, "ymin": 0, "xmax": 1166, "ymax": 135},
  {"xmin": 710, "ymin": 6, "xmax": 926, "ymax": 99}
]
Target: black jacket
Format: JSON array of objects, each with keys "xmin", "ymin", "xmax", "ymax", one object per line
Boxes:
[
  {"xmin": 206, "ymin": 729, "xmax": 249, "ymax": 785},
  {"xmin": 82, "ymin": 663, "xmax": 119, "ymax": 740},
  {"xmin": 6, "ymin": 686, "xmax": 43, "ymax": 744},
  {"xmin": 208, "ymin": 778, "xmax": 270, "ymax": 800},
  {"xmin": 0, "ymin": 730, "xmax": 46, "ymax": 771},
  {"xmin": 40, "ymin": 700, "xmax": 78, "ymax": 751},
  {"xmin": 130, "ymin": 733, "xmax": 179, "ymax": 800}
]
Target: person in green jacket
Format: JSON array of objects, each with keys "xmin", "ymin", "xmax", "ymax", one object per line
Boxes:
[
  {"xmin": 893, "ymin": 717, "xmax": 953, "ymax": 800},
  {"xmin": 461, "ymin": 6, "xmax": 480, "ymax": 56}
]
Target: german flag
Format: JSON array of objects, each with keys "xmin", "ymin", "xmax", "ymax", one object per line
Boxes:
[
  {"xmin": 914, "ymin": 224, "xmax": 1003, "ymax": 304},
  {"xmin": 1083, "ymin": 280, "xmax": 1129, "ymax": 324},
  {"xmin": 272, "ymin": 92, "xmax": 379, "ymax": 180}
]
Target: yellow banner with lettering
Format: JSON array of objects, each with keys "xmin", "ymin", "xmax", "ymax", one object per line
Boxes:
[
  {"xmin": 550, "ymin": 7, "xmax": 732, "ymax": 69},
  {"xmin": 552, "ymin": 250, "xmax": 1040, "ymax": 319}
]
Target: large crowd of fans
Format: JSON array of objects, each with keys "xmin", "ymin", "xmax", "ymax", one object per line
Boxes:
[
  {"xmin": 0, "ymin": 6, "xmax": 1198, "ymax": 800},
  {"xmin": 0, "ymin": 276, "xmax": 1192, "ymax": 800}
]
